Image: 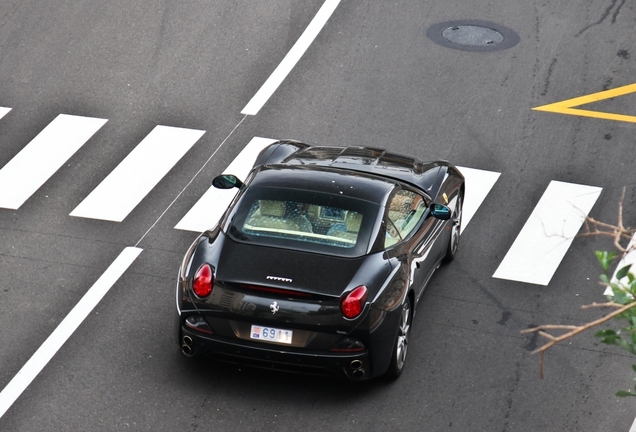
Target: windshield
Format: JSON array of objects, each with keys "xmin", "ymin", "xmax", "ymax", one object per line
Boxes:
[{"xmin": 226, "ymin": 186, "xmax": 381, "ymax": 257}]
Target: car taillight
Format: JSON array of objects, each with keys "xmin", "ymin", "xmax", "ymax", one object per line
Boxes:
[
  {"xmin": 192, "ymin": 264, "xmax": 214, "ymax": 298},
  {"xmin": 341, "ymin": 285, "xmax": 368, "ymax": 319}
]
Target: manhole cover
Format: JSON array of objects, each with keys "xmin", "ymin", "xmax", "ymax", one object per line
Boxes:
[{"xmin": 427, "ymin": 20, "xmax": 520, "ymax": 52}]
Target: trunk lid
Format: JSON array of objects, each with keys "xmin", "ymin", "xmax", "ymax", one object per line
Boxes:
[{"xmin": 215, "ymin": 237, "xmax": 364, "ymax": 297}]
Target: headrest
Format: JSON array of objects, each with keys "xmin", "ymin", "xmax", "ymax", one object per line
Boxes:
[
  {"xmin": 345, "ymin": 212, "xmax": 363, "ymax": 233},
  {"xmin": 259, "ymin": 200, "xmax": 286, "ymax": 217}
]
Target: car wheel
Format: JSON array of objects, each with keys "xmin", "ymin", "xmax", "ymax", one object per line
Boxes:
[
  {"xmin": 443, "ymin": 190, "xmax": 463, "ymax": 263},
  {"xmin": 386, "ymin": 296, "xmax": 412, "ymax": 379}
]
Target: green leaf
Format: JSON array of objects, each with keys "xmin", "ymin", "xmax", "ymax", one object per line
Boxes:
[
  {"xmin": 632, "ymin": 364, "xmax": 636, "ymax": 373},
  {"xmin": 613, "ymin": 289, "xmax": 630, "ymax": 305},
  {"xmin": 595, "ymin": 329, "xmax": 622, "ymax": 346},
  {"xmin": 596, "ymin": 251, "xmax": 615, "ymax": 272},
  {"xmin": 617, "ymin": 264, "xmax": 633, "ymax": 281},
  {"xmin": 595, "ymin": 329, "xmax": 617, "ymax": 337},
  {"xmin": 616, "ymin": 390, "xmax": 636, "ymax": 397},
  {"xmin": 600, "ymin": 274, "xmax": 610, "ymax": 285}
]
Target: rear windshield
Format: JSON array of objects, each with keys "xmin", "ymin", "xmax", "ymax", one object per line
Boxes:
[{"xmin": 226, "ymin": 186, "xmax": 380, "ymax": 257}]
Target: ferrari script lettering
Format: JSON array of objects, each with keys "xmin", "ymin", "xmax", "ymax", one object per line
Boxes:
[{"xmin": 266, "ymin": 276, "xmax": 292, "ymax": 283}]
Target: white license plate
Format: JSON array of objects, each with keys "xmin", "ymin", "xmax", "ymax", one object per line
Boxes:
[{"xmin": 250, "ymin": 325, "xmax": 293, "ymax": 344}]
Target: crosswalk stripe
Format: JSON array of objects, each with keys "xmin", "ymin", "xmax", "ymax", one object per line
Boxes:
[
  {"xmin": 174, "ymin": 137, "xmax": 276, "ymax": 232},
  {"xmin": 0, "ymin": 107, "xmax": 11, "ymax": 120},
  {"xmin": 70, "ymin": 126, "xmax": 205, "ymax": 222},
  {"xmin": 456, "ymin": 166, "xmax": 500, "ymax": 233},
  {"xmin": 493, "ymin": 181, "xmax": 603, "ymax": 286},
  {"xmin": 0, "ymin": 114, "xmax": 107, "ymax": 210}
]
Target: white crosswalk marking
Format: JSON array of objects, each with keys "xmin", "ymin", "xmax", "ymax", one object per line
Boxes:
[
  {"xmin": 0, "ymin": 107, "xmax": 11, "ymax": 120},
  {"xmin": 0, "ymin": 114, "xmax": 107, "ymax": 210},
  {"xmin": 456, "ymin": 166, "xmax": 500, "ymax": 233},
  {"xmin": 174, "ymin": 137, "xmax": 277, "ymax": 232},
  {"xmin": 70, "ymin": 126, "xmax": 205, "ymax": 222},
  {"xmin": 493, "ymin": 181, "xmax": 603, "ymax": 286}
]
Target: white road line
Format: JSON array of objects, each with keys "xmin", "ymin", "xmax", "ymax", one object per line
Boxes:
[
  {"xmin": 0, "ymin": 114, "xmax": 107, "ymax": 209},
  {"xmin": 0, "ymin": 107, "xmax": 11, "ymax": 120},
  {"xmin": 493, "ymin": 181, "xmax": 602, "ymax": 286},
  {"xmin": 0, "ymin": 246, "xmax": 142, "ymax": 419},
  {"xmin": 241, "ymin": 0, "xmax": 341, "ymax": 115},
  {"xmin": 630, "ymin": 416, "xmax": 636, "ymax": 432},
  {"xmin": 174, "ymin": 137, "xmax": 277, "ymax": 232},
  {"xmin": 70, "ymin": 126, "xmax": 205, "ymax": 222},
  {"xmin": 456, "ymin": 166, "xmax": 500, "ymax": 233}
]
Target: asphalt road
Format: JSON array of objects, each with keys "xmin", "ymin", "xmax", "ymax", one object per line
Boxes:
[{"xmin": 1, "ymin": 1, "xmax": 635, "ymax": 431}]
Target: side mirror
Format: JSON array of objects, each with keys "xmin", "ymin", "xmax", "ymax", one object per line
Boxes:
[
  {"xmin": 430, "ymin": 203, "xmax": 451, "ymax": 220},
  {"xmin": 212, "ymin": 174, "xmax": 243, "ymax": 189}
]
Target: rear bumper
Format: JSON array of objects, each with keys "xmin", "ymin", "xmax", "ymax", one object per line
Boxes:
[{"xmin": 180, "ymin": 326, "xmax": 373, "ymax": 380}]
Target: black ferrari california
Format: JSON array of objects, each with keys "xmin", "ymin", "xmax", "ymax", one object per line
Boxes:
[{"xmin": 176, "ymin": 140, "xmax": 464, "ymax": 380}]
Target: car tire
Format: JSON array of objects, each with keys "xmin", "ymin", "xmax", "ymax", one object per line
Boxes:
[
  {"xmin": 443, "ymin": 190, "xmax": 463, "ymax": 263},
  {"xmin": 386, "ymin": 296, "xmax": 412, "ymax": 379}
]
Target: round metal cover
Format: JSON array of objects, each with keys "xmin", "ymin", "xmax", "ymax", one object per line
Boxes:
[{"xmin": 427, "ymin": 20, "xmax": 520, "ymax": 52}]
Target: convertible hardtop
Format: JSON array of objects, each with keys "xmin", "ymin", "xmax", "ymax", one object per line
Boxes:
[{"xmin": 256, "ymin": 140, "xmax": 451, "ymax": 197}]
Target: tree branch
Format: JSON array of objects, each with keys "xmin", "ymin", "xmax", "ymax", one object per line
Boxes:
[
  {"xmin": 523, "ymin": 186, "xmax": 636, "ymax": 379},
  {"xmin": 522, "ymin": 301, "xmax": 636, "ymax": 377}
]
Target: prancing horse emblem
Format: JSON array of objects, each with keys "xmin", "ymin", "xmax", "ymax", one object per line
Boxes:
[{"xmin": 270, "ymin": 301, "xmax": 279, "ymax": 314}]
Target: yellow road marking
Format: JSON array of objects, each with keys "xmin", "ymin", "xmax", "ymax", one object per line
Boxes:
[{"xmin": 533, "ymin": 83, "xmax": 636, "ymax": 123}]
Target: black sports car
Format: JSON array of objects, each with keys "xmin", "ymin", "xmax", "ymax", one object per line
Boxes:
[{"xmin": 176, "ymin": 141, "xmax": 464, "ymax": 380}]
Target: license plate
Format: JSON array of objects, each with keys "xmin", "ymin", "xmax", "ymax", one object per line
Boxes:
[{"xmin": 250, "ymin": 325, "xmax": 293, "ymax": 344}]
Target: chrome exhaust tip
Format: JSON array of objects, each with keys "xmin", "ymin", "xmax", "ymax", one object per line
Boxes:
[
  {"xmin": 182, "ymin": 344, "xmax": 193, "ymax": 356},
  {"xmin": 181, "ymin": 335, "xmax": 194, "ymax": 356},
  {"xmin": 350, "ymin": 360, "xmax": 363, "ymax": 370},
  {"xmin": 351, "ymin": 368, "xmax": 365, "ymax": 379}
]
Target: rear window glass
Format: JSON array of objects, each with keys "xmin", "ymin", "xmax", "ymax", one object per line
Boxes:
[{"xmin": 226, "ymin": 187, "xmax": 380, "ymax": 257}]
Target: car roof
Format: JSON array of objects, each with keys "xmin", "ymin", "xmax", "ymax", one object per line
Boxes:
[
  {"xmin": 249, "ymin": 165, "xmax": 395, "ymax": 204},
  {"xmin": 274, "ymin": 145, "xmax": 445, "ymax": 196}
]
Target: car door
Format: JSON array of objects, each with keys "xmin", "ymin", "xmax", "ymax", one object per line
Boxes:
[{"xmin": 383, "ymin": 187, "xmax": 440, "ymax": 302}]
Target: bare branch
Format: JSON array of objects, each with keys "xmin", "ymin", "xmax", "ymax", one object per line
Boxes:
[
  {"xmin": 522, "ymin": 301, "xmax": 636, "ymax": 377},
  {"xmin": 537, "ymin": 331, "xmax": 557, "ymax": 341},
  {"xmin": 580, "ymin": 187, "xmax": 635, "ymax": 254},
  {"xmin": 581, "ymin": 302, "xmax": 624, "ymax": 310},
  {"xmin": 521, "ymin": 325, "xmax": 578, "ymax": 334},
  {"xmin": 525, "ymin": 186, "xmax": 636, "ymax": 379}
]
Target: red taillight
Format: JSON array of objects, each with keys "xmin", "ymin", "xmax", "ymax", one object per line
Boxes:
[
  {"xmin": 341, "ymin": 285, "xmax": 368, "ymax": 319},
  {"xmin": 192, "ymin": 264, "xmax": 214, "ymax": 298}
]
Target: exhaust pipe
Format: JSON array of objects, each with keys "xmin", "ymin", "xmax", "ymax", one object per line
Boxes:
[
  {"xmin": 182, "ymin": 335, "xmax": 194, "ymax": 356},
  {"xmin": 352, "ymin": 368, "xmax": 365, "ymax": 378},
  {"xmin": 350, "ymin": 360, "xmax": 365, "ymax": 378}
]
